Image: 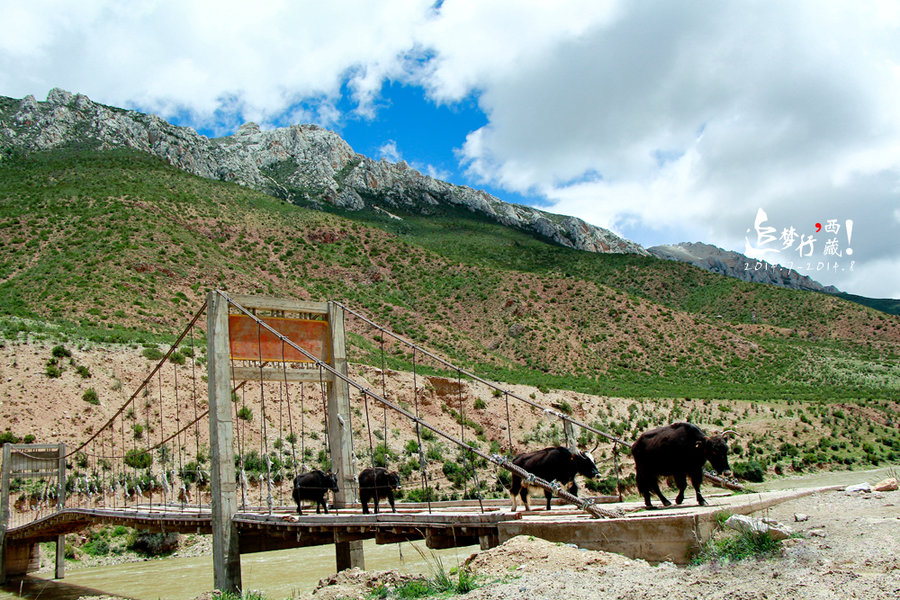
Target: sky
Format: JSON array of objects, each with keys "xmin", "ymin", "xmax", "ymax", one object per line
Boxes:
[{"xmin": 2, "ymin": 0, "xmax": 899, "ymax": 298}]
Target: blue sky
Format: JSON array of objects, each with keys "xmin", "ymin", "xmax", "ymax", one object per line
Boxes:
[{"xmin": 2, "ymin": 0, "xmax": 899, "ymax": 298}]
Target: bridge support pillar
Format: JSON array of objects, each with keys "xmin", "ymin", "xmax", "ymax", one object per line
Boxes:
[
  {"xmin": 327, "ymin": 303, "xmax": 364, "ymax": 571},
  {"xmin": 55, "ymin": 535, "xmax": 65, "ymax": 579},
  {"xmin": 1, "ymin": 541, "xmax": 39, "ymax": 580},
  {"xmin": 335, "ymin": 539, "xmax": 365, "ymax": 572},
  {"xmin": 208, "ymin": 291, "xmax": 242, "ymax": 594}
]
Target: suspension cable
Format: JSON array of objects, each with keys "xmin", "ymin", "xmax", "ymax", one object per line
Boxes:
[
  {"xmin": 219, "ymin": 291, "xmax": 621, "ymax": 519},
  {"xmin": 67, "ymin": 303, "xmax": 207, "ymax": 458},
  {"xmin": 332, "ymin": 301, "xmax": 630, "ymax": 447}
]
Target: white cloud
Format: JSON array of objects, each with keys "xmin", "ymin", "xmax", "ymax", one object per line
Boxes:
[
  {"xmin": 2, "ymin": 0, "xmax": 899, "ymax": 296},
  {"xmin": 377, "ymin": 140, "xmax": 402, "ymax": 163},
  {"xmin": 418, "ymin": 0, "xmax": 900, "ymax": 296},
  {"xmin": 0, "ymin": 0, "xmax": 434, "ymax": 126}
]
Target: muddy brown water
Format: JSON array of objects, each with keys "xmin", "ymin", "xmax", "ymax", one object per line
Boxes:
[{"xmin": 0, "ymin": 539, "xmax": 481, "ymax": 600}]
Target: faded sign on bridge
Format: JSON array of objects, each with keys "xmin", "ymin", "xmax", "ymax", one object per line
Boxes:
[{"xmin": 228, "ymin": 315, "xmax": 329, "ymax": 363}]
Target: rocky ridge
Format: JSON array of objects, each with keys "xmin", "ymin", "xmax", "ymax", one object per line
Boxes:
[
  {"xmin": 649, "ymin": 241, "xmax": 840, "ymax": 293},
  {"xmin": 0, "ymin": 89, "xmax": 647, "ymax": 256}
]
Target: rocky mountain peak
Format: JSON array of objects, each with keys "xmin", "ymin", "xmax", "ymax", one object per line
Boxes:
[
  {"xmin": 0, "ymin": 89, "xmax": 647, "ymax": 256},
  {"xmin": 649, "ymin": 242, "xmax": 839, "ymax": 293}
]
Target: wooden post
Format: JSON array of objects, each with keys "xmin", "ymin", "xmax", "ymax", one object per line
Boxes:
[
  {"xmin": 207, "ymin": 291, "xmax": 242, "ymax": 594},
  {"xmin": 0, "ymin": 442, "xmax": 10, "ymax": 585},
  {"xmin": 563, "ymin": 419, "xmax": 576, "ymax": 450},
  {"xmin": 327, "ymin": 302, "xmax": 364, "ymax": 571},
  {"xmin": 55, "ymin": 442, "xmax": 65, "ymax": 579}
]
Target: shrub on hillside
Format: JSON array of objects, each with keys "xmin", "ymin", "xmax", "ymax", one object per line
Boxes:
[{"xmin": 732, "ymin": 460, "xmax": 765, "ymax": 482}]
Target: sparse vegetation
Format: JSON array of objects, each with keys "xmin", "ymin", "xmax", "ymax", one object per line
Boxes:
[
  {"xmin": 82, "ymin": 387, "xmax": 99, "ymax": 405},
  {"xmin": 0, "ymin": 147, "xmax": 896, "ymax": 404}
]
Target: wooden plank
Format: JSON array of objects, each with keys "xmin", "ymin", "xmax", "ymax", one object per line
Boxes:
[
  {"xmin": 230, "ymin": 366, "xmax": 333, "ymax": 384},
  {"xmin": 327, "ymin": 303, "xmax": 358, "ymax": 510},
  {"xmin": 226, "ymin": 294, "xmax": 328, "ymax": 315},
  {"xmin": 207, "ymin": 291, "xmax": 242, "ymax": 594},
  {"xmin": 0, "ymin": 443, "xmax": 10, "ymax": 584}
]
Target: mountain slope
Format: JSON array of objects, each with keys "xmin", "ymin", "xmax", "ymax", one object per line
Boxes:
[
  {"xmin": 0, "ymin": 89, "xmax": 644, "ymax": 256},
  {"xmin": 0, "ymin": 146, "xmax": 898, "ymax": 402},
  {"xmin": 648, "ymin": 242, "xmax": 839, "ymax": 294}
]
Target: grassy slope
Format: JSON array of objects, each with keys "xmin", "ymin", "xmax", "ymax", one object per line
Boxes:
[{"xmin": 1, "ymin": 147, "xmax": 899, "ymax": 403}]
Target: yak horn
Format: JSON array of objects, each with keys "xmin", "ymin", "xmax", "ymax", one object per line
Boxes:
[{"xmin": 721, "ymin": 430, "xmax": 738, "ymax": 438}]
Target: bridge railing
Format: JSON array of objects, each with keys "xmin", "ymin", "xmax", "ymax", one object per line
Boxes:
[
  {"xmin": 221, "ymin": 293, "xmax": 622, "ymax": 518},
  {"xmin": 1, "ymin": 444, "xmax": 65, "ymax": 531},
  {"xmin": 9, "ymin": 292, "xmax": 636, "ymax": 535},
  {"xmin": 333, "ymin": 302, "xmax": 632, "ymax": 497}
]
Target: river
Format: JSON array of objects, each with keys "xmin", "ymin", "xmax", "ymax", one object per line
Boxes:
[{"xmin": 0, "ymin": 539, "xmax": 481, "ymax": 600}]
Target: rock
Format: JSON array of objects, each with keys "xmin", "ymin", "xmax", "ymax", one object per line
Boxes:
[
  {"xmin": 648, "ymin": 242, "xmax": 839, "ymax": 293},
  {"xmin": 874, "ymin": 478, "xmax": 898, "ymax": 492},
  {"xmin": 844, "ymin": 482, "xmax": 871, "ymax": 493},
  {"xmin": 724, "ymin": 514, "xmax": 793, "ymax": 541},
  {"xmin": 794, "ymin": 513, "xmax": 810, "ymax": 522},
  {"xmin": 0, "ymin": 89, "xmax": 648, "ymax": 258},
  {"xmin": 808, "ymin": 528, "xmax": 826, "ymax": 537}
]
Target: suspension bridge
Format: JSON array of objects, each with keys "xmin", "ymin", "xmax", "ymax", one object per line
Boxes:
[{"xmin": 1, "ymin": 291, "xmax": 768, "ymax": 594}]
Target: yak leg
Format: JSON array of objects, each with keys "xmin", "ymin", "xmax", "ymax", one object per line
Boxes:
[
  {"xmin": 690, "ymin": 470, "xmax": 707, "ymax": 506},
  {"xmin": 637, "ymin": 471, "xmax": 670, "ymax": 508},
  {"xmin": 520, "ymin": 486, "xmax": 531, "ymax": 511},
  {"xmin": 387, "ymin": 491, "xmax": 397, "ymax": 513},
  {"xmin": 674, "ymin": 473, "xmax": 688, "ymax": 505},
  {"xmin": 510, "ymin": 476, "xmax": 521, "ymax": 511},
  {"xmin": 544, "ymin": 489, "xmax": 553, "ymax": 511},
  {"xmin": 361, "ymin": 492, "xmax": 370, "ymax": 514},
  {"xmin": 651, "ymin": 479, "xmax": 671, "ymax": 506}
]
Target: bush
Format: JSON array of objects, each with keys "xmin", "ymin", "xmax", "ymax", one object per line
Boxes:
[
  {"xmin": 52, "ymin": 345, "xmax": 71, "ymax": 359},
  {"xmin": 692, "ymin": 529, "xmax": 781, "ymax": 564},
  {"xmin": 128, "ymin": 531, "xmax": 179, "ymax": 556},
  {"xmin": 142, "ymin": 347, "xmax": 164, "ymax": 361},
  {"xmin": 124, "ymin": 448, "xmax": 152, "ymax": 469},
  {"xmin": 45, "ymin": 360, "xmax": 63, "ymax": 378},
  {"xmin": 0, "ymin": 430, "xmax": 21, "ymax": 445},
  {"xmin": 76, "ymin": 365, "xmax": 91, "ymax": 378},
  {"xmin": 473, "ymin": 398, "xmax": 487, "ymax": 410},
  {"xmin": 732, "ymin": 460, "xmax": 765, "ymax": 483},
  {"xmin": 404, "ymin": 487, "xmax": 438, "ymax": 503},
  {"xmin": 82, "ymin": 388, "xmax": 100, "ymax": 405},
  {"xmin": 237, "ymin": 406, "xmax": 253, "ymax": 421}
]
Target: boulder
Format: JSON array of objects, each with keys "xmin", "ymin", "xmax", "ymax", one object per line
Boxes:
[
  {"xmin": 723, "ymin": 514, "xmax": 793, "ymax": 541},
  {"xmin": 844, "ymin": 482, "xmax": 871, "ymax": 493},
  {"xmin": 874, "ymin": 478, "xmax": 898, "ymax": 492}
]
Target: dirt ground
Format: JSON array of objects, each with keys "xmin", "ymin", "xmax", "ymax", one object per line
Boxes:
[{"xmin": 303, "ymin": 486, "xmax": 899, "ymax": 600}]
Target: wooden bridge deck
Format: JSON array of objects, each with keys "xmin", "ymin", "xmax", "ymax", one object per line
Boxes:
[{"xmin": 4, "ymin": 486, "xmax": 836, "ymax": 565}]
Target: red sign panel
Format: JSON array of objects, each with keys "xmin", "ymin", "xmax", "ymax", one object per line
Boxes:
[{"xmin": 228, "ymin": 315, "xmax": 329, "ymax": 363}]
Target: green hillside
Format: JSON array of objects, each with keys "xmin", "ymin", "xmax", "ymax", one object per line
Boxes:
[{"xmin": 1, "ymin": 146, "xmax": 898, "ymax": 402}]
